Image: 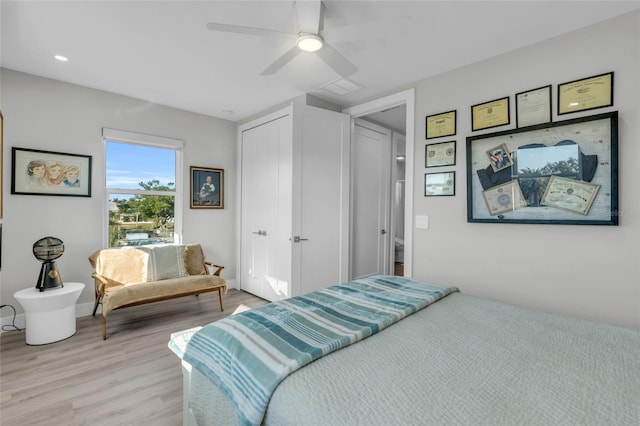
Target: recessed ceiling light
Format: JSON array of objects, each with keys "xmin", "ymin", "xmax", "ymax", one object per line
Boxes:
[{"xmin": 54, "ymin": 55, "xmax": 69, "ymax": 62}]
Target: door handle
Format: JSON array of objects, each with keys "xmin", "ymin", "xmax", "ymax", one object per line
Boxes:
[
  {"xmin": 292, "ymin": 236, "xmax": 308, "ymax": 243},
  {"xmin": 252, "ymin": 230, "xmax": 267, "ymax": 236}
]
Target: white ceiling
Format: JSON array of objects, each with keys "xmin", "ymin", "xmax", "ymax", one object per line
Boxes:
[{"xmin": 2, "ymin": 1, "xmax": 638, "ymax": 122}]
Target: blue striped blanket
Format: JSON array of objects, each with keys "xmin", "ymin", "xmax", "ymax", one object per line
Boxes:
[{"xmin": 183, "ymin": 275, "xmax": 458, "ymax": 426}]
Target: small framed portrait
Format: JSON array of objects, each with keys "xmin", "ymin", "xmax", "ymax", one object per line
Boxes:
[
  {"xmin": 485, "ymin": 143, "xmax": 513, "ymax": 172},
  {"xmin": 190, "ymin": 166, "xmax": 224, "ymax": 209}
]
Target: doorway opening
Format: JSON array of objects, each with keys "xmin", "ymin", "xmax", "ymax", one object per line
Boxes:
[
  {"xmin": 342, "ymin": 89, "xmax": 415, "ymax": 278},
  {"xmin": 359, "ymin": 107, "xmax": 406, "ymax": 276}
]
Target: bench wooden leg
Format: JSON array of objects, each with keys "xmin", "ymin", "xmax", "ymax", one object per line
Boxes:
[{"xmin": 218, "ymin": 289, "xmax": 224, "ymax": 312}]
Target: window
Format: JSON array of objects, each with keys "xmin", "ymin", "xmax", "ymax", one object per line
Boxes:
[{"xmin": 103, "ymin": 128, "xmax": 183, "ymax": 248}]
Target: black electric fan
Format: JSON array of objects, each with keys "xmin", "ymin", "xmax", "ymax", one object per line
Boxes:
[{"xmin": 33, "ymin": 236, "xmax": 65, "ymax": 292}]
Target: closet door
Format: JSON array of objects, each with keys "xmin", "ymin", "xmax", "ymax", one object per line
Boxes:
[
  {"xmin": 240, "ymin": 114, "xmax": 292, "ymax": 301},
  {"xmin": 290, "ymin": 106, "xmax": 350, "ymax": 295}
]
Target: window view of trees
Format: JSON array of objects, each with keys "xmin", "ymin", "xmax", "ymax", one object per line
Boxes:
[
  {"xmin": 108, "ymin": 181, "xmax": 176, "ymax": 247},
  {"xmin": 106, "ymin": 139, "xmax": 178, "ymax": 247}
]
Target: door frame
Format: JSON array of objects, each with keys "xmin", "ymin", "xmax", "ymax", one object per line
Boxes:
[{"xmin": 342, "ymin": 89, "xmax": 415, "ymax": 277}]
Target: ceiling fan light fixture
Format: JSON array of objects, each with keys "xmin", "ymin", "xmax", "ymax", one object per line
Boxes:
[{"xmin": 297, "ymin": 34, "xmax": 323, "ymax": 52}]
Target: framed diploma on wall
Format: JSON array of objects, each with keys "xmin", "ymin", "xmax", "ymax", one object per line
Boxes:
[
  {"xmin": 425, "ymin": 141, "xmax": 456, "ymax": 168},
  {"xmin": 425, "ymin": 110, "xmax": 456, "ymax": 139},
  {"xmin": 558, "ymin": 72, "xmax": 613, "ymax": 115},
  {"xmin": 471, "ymin": 97, "xmax": 510, "ymax": 131},
  {"xmin": 425, "ymin": 171, "xmax": 455, "ymax": 197},
  {"xmin": 516, "ymin": 85, "xmax": 552, "ymax": 128},
  {"xmin": 466, "ymin": 111, "xmax": 618, "ymax": 225}
]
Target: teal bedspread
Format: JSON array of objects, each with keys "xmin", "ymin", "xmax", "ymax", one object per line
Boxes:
[{"xmin": 183, "ymin": 275, "xmax": 458, "ymax": 426}]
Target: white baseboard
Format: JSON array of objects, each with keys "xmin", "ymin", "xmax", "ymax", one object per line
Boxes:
[{"xmin": 1, "ymin": 278, "xmax": 238, "ymax": 335}]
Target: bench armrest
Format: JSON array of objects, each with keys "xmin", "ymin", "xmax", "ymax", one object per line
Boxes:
[
  {"xmin": 91, "ymin": 272, "xmax": 109, "ymax": 296},
  {"xmin": 205, "ymin": 261, "xmax": 224, "ymax": 276}
]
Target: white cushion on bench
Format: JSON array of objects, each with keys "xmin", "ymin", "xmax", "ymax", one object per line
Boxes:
[{"xmin": 139, "ymin": 244, "xmax": 188, "ymax": 281}]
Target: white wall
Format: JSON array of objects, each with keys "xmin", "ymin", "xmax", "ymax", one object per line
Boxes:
[
  {"xmin": 411, "ymin": 11, "xmax": 640, "ymax": 329},
  {"xmin": 0, "ymin": 69, "xmax": 237, "ymax": 323},
  {"xmin": 1, "ymin": 11, "xmax": 638, "ymax": 332}
]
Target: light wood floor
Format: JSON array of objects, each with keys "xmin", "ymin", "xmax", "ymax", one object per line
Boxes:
[
  {"xmin": 0, "ymin": 289, "xmax": 268, "ymax": 426},
  {"xmin": 394, "ymin": 262, "xmax": 404, "ymax": 276}
]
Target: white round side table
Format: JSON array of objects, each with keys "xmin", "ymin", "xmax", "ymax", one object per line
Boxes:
[{"xmin": 13, "ymin": 282, "xmax": 85, "ymax": 345}]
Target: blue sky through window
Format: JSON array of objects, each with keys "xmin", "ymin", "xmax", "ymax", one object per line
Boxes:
[{"xmin": 106, "ymin": 141, "xmax": 176, "ymax": 189}]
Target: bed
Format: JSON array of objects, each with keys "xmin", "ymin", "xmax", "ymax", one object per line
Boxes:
[{"xmin": 169, "ymin": 276, "xmax": 640, "ymax": 426}]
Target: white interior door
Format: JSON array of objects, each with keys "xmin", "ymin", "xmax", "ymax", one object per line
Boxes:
[
  {"xmin": 240, "ymin": 114, "xmax": 292, "ymax": 301},
  {"xmin": 350, "ymin": 119, "xmax": 391, "ymax": 279},
  {"xmin": 291, "ymin": 105, "xmax": 350, "ymax": 295}
]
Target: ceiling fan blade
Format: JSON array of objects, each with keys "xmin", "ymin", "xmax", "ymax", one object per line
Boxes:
[
  {"xmin": 260, "ymin": 45, "xmax": 302, "ymax": 75},
  {"xmin": 315, "ymin": 43, "xmax": 357, "ymax": 78},
  {"xmin": 206, "ymin": 22, "xmax": 294, "ymax": 37},
  {"xmin": 294, "ymin": 0, "xmax": 323, "ymax": 34}
]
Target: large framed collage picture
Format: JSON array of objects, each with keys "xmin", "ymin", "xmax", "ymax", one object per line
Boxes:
[{"xmin": 466, "ymin": 111, "xmax": 618, "ymax": 225}]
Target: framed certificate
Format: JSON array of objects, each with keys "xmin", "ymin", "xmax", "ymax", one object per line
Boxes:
[
  {"xmin": 481, "ymin": 180, "xmax": 527, "ymax": 216},
  {"xmin": 471, "ymin": 97, "xmax": 510, "ymax": 131},
  {"xmin": 425, "ymin": 172, "xmax": 455, "ymax": 197},
  {"xmin": 540, "ymin": 176, "xmax": 600, "ymax": 216},
  {"xmin": 516, "ymin": 85, "xmax": 551, "ymax": 128},
  {"xmin": 466, "ymin": 111, "xmax": 618, "ymax": 225},
  {"xmin": 425, "ymin": 141, "xmax": 456, "ymax": 168},
  {"xmin": 558, "ymin": 72, "xmax": 613, "ymax": 115},
  {"xmin": 425, "ymin": 110, "xmax": 456, "ymax": 139}
]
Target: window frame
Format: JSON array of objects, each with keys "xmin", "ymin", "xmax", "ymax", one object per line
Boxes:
[{"xmin": 102, "ymin": 128, "xmax": 183, "ymax": 247}]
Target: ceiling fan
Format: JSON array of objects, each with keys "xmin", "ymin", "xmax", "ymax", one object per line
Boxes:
[{"xmin": 206, "ymin": 0, "xmax": 357, "ymax": 78}]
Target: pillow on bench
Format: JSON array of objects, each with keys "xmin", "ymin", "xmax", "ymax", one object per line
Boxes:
[
  {"xmin": 184, "ymin": 244, "xmax": 208, "ymax": 275},
  {"xmin": 139, "ymin": 244, "xmax": 188, "ymax": 281}
]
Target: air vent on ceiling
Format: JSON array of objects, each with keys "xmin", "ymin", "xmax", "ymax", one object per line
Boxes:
[{"xmin": 321, "ymin": 77, "xmax": 362, "ymax": 96}]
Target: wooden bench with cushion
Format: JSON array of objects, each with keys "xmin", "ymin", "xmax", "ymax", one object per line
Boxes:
[{"xmin": 88, "ymin": 244, "xmax": 227, "ymax": 340}]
